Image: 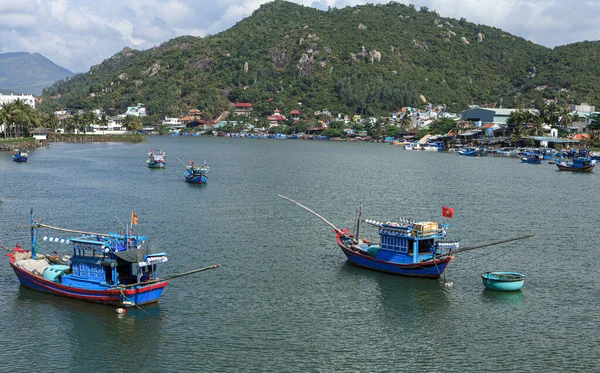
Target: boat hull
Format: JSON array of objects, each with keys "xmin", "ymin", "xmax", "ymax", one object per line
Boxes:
[
  {"xmin": 556, "ymin": 164, "xmax": 594, "ymax": 172},
  {"xmin": 12, "ymin": 156, "xmax": 27, "ymax": 162},
  {"xmin": 9, "ymin": 260, "xmax": 168, "ymax": 307},
  {"xmin": 184, "ymin": 170, "xmax": 207, "ymax": 183},
  {"xmin": 147, "ymin": 161, "xmax": 165, "ymax": 168},
  {"xmin": 335, "ymin": 231, "xmax": 452, "ymax": 278},
  {"xmin": 481, "ymin": 272, "xmax": 524, "ymax": 291},
  {"xmin": 521, "ymin": 157, "xmax": 542, "ymax": 164}
]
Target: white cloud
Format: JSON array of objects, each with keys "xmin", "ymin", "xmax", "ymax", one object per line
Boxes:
[{"xmin": 0, "ymin": 0, "xmax": 597, "ymax": 73}]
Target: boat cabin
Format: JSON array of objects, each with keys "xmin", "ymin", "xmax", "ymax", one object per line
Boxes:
[
  {"xmin": 62, "ymin": 233, "xmax": 167, "ymax": 288},
  {"xmin": 365, "ymin": 219, "xmax": 459, "ymax": 263}
]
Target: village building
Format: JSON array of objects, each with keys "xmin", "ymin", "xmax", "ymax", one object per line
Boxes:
[
  {"xmin": 267, "ymin": 109, "xmax": 286, "ymax": 127},
  {"xmin": 460, "ymin": 107, "xmax": 536, "ymax": 126},
  {"xmin": 289, "ymin": 110, "xmax": 301, "ymax": 121},
  {"xmin": 0, "ymin": 93, "xmax": 35, "ymax": 108},
  {"xmin": 234, "ymin": 103, "xmax": 253, "ymax": 117}
]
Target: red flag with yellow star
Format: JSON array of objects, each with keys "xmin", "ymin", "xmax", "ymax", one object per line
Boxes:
[{"xmin": 442, "ymin": 206, "xmax": 454, "ymax": 218}]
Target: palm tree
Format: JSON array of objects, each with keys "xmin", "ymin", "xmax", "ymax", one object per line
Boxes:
[
  {"xmin": 0, "ymin": 100, "xmax": 32, "ymax": 138},
  {"xmin": 528, "ymin": 112, "xmax": 545, "ymax": 136},
  {"xmin": 121, "ymin": 115, "xmax": 142, "ymax": 133}
]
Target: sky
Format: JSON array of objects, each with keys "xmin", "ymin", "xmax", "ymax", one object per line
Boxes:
[{"xmin": 0, "ymin": 0, "xmax": 598, "ymax": 73}]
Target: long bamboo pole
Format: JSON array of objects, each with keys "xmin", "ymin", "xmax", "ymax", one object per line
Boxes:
[
  {"xmin": 175, "ymin": 157, "xmax": 190, "ymax": 169},
  {"xmin": 114, "ymin": 264, "xmax": 221, "ymax": 288},
  {"xmin": 436, "ymin": 233, "xmax": 535, "ymax": 257},
  {"xmin": 13, "ymin": 223, "xmax": 110, "ymax": 237},
  {"xmin": 277, "ymin": 195, "xmax": 344, "ymax": 234}
]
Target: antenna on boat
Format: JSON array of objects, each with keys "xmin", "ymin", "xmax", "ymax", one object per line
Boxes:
[
  {"xmin": 353, "ymin": 202, "xmax": 362, "ymax": 244},
  {"xmin": 114, "ymin": 215, "xmax": 127, "ymax": 232}
]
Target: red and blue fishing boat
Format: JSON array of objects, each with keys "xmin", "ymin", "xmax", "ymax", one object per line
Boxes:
[
  {"xmin": 146, "ymin": 148, "xmax": 166, "ymax": 168},
  {"xmin": 556, "ymin": 157, "xmax": 595, "ymax": 172},
  {"xmin": 6, "ymin": 210, "xmax": 220, "ymax": 308},
  {"xmin": 279, "ymin": 196, "xmax": 534, "ymax": 279},
  {"xmin": 12, "ymin": 148, "xmax": 28, "ymax": 162}
]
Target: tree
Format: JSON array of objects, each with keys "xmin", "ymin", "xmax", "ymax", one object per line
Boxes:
[
  {"xmin": 0, "ymin": 100, "xmax": 32, "ymax": 138},
  {"xmin": 122, "ymin": 115, "xmax": 143, "ymax": 133}
]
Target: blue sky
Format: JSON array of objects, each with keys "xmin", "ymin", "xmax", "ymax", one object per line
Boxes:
[{"xmin": 0, "ymin": 0, "xmax": 598, "ymax": 73}]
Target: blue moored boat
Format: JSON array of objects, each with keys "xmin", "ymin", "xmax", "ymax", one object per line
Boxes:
[
  {"xmin": 556, "ymin": 157, "xmax": 595, "ymax": 172},
  {"xmin": 279, "ymin": 196, "xmax": 536, "ymax": 280},
  {"xmin": 146, "ymin": 148, "xmax": 166, "ymax": 168},
  {"xmin": 12, "ymin": 148, "xmax": 28, "ymax": 162},
  {"xmin": 520, "ymin": 154, "xmax": 543, "ymax": 164},
  {"xmin": 481, "ymin": 272, "xmax": 525, "ymax": 291},
  {"xmin": 7, "ymin": 210, "xmax": 170, "ymax": 307}
]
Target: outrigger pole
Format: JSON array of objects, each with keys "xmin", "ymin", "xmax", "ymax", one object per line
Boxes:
[
  {"xmin": 278, "ymin": 194, "xmax": 348, "ymax": 236},
  {"xmin": 114, "ymin": 264, "xmax": 221, "ymax": 289},
  {"xmin": 435, "ymin": 233, "xmax": 535, "ymax": 258},
  {"xmin": 175, "ymin": 157, "xmax": 190, "ymax": 168},
  {"xmin": 15, "ymin": 222, "xmax": 111, "ymax": 237}
]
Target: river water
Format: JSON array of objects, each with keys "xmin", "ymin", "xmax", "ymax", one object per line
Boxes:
[{"xmin": 0, "ymin": 137, "xmax": 598, "ymax": 372}]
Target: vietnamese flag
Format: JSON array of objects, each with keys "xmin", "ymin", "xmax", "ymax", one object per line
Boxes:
[{"xmin": 442, "ymin": 206, "xmax": 454, "ymax": 218}]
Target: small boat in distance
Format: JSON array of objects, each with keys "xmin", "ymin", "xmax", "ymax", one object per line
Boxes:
[
  {"xmin": 147, "ymin": 148, "xmax": 166, "ymax": 168},
  {"xmin": 481, "ymin": 272, "xmax": 525, "ymax": 291},
  {"xmin": 520, "ymin": 154, "xmax": 543, "ymax": 164},
  {"xmin": 278, "ymin": 195, "xmax": 534, "ymax": 279},
  {"xmin": 12, "ymin": 148, "xmax": 28, "ymax": 162},
  {"xmin": 6, "ymin": 209, "xmax": 220, "ymax": 307},
  {"xmin": 458, "ymin": 148, "xmax": 486, "ymax": 156},
  {"xmin": 556, "ymin": 157, "xmax": 595, "ymax": 172},
  {"xmin": 176, "ymin": 157, "xmax": 209, "ymax": 183}
]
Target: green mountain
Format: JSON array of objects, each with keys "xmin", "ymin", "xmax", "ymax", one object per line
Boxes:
[
  {"xmin": 37, "ymin": 0, "xmax": 600, "ymax": 121},
  {"xmin": 0, "ymin": 52, "xmax": 74, "ymax": 96}
]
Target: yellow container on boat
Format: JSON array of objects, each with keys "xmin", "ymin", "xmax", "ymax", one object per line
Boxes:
[{"xmin": 414, "ymin": 222, "xmax": 438, "ymax": 235}]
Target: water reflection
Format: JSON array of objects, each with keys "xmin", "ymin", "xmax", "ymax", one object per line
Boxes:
[
  {"xmin": 481, "ymin": 288, "xmax": 523, "ymax": 305},
  {"xmin": 338, "ymin": 261, "xmax": 451, "ymax": 320}
]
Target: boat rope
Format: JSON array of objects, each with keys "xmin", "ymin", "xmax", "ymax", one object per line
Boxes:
[
  {"xmin": 118, "ymin": 288, "xmax": 154, "ymax": 317},
  {"xmin": 277, "ymin": 195, "xmax": 346, "ymax": 235}
]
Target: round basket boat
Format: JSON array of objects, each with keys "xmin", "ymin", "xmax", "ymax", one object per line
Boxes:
[{"xmin": 481, "ymin": 271, "xmax": 525, "ymax": 291}]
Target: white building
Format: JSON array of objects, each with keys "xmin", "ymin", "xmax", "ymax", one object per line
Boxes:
[
  {"xmin": 125, "ymin": 103, "xmax": 147, "ymax": 117},
  {"xmin": 0, "ymin": 93, "xmax": 35, "ymax": 108}
]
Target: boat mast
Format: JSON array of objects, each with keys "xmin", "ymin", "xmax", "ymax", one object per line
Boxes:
[
  {"xmin": 30, "ymin": 208, "xmax": 38, "ymax": 259},
  {"xmin": 354, "ymin": 202, "xmax": 362, "ymax": 244}
]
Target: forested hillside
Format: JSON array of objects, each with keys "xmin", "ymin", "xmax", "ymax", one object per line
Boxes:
[{"xmin": 37, "ymin": 0, "xmax": 599, "ymax": 122}]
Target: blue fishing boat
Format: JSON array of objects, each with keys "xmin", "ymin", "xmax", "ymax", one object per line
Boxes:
[
  {"xmin": 7, "ymin": 210, "xmax": 169, "ymax": 307},
  {"xmin": 481, "ymin": 272, "xmax": 525, "ymax": 291},
  {"xmin": 556, "ymin": 157, "xmax": 595, "ymax": 172},
  {"xmin": 175, "ymin": 157, "xmax": 208, "ymax": 183},
  {"xmin": 458, "ymin": 148, "xmax": 486, "ymax": 156},
  {"xmin": 279, "ymin": 196, "xmax": 535, "ymax": 279},
  {"xmin": 146, "ymin": 148, "xmax": 166, "ymax": 168},
  {"xmin": 12, "ymin": 148, "xmax": 28, "ymax": 162},
  {"xmin": 520, "ymin": 154, "xmax": 543, "ymax": 164}
]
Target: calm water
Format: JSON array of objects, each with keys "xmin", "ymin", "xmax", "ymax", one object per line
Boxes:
[{"xmin": 0, "ymin": 137, "xmax": 598, "ymax": 372}]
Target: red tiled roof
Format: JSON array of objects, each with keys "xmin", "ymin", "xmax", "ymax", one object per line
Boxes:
[
  {"xmin": 480, "ymin": 123, "xmax": 495, "ymax": 129},
  {"xmin": 235, "ymin": 103, "xmax": 252, "ymax": 107},
  {"xmin": 290, "ymin": 110, "xmax": 301, "ymax": 115},
  {"xmin": 569, "ymin": 133, "xmax": 590, "ymax": 141},
  {"xmin": 268, "ymin": 115, "xmax": 286, "ymax": 121}
]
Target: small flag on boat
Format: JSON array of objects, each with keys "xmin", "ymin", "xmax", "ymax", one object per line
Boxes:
[
  {"xmin": 442, "ymin": 206, "xmax": 454, "ymax": 218},
  {"xmin": 131, "ymin": 211, "xmax": 139, "ymax": 225}
]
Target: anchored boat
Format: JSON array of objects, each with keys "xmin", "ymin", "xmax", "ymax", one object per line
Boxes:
[
  {"xmin": 147, "ymin": 148, "xmax": 166, "ymax": 168},
  {"xmin": 481, "ymin": 272, "xmax": 525, "ymax": 291},
  {"xmin": 556, "ymin": 157, "xmax": 595, "ymax": 172},
  {"xmin": 278, "ymin": 195, "xmax": 533, "ymax": 279},
  {"xmin": 6, "ymin": 209, "xmax": 219, "ymax": 307},
  {"xmin": 12, "ymin": 148, "xmax": 28, "ymax": 162},
  {"xmin": 176, "ymin": 157, "xmax": 209, "ymax": 183}
]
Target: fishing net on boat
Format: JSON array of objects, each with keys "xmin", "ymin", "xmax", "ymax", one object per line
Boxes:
[{"xmin": 14, "ymin": 258, "xmax": 50, "ymax": 276}]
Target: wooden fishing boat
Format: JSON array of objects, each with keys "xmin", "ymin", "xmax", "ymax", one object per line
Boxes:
[
  {"xmin": 555, "ymin": 157, "xmax": 595, "ymax": 172},
  {"xmin": 6, "ymin": 209, "xmax": 219, "ymax": 307},
  {"xmin": 12, "ymin": 148, "xmax": 28, "ymax": 162},
  {"xmin": 481, "ymin": 272, "xmax": 525, "ymax": 291},
  {"xmin": 520, "ymin": 154, "xmax": 543, "ymax": 164},
  {"xmin": 146, "ymin": 148, "xmax": 166, "ymax": 168},
  {"xmin": 176, "ymin": 157, "xmax": 208, "ymax": 183},
  {"xmin": 278, "ymin": 195, "xmax": 534, "ymax": 279},
  {"xmin": 458, "ymin": 148, "xmax": 486, "ymax": 156}
]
